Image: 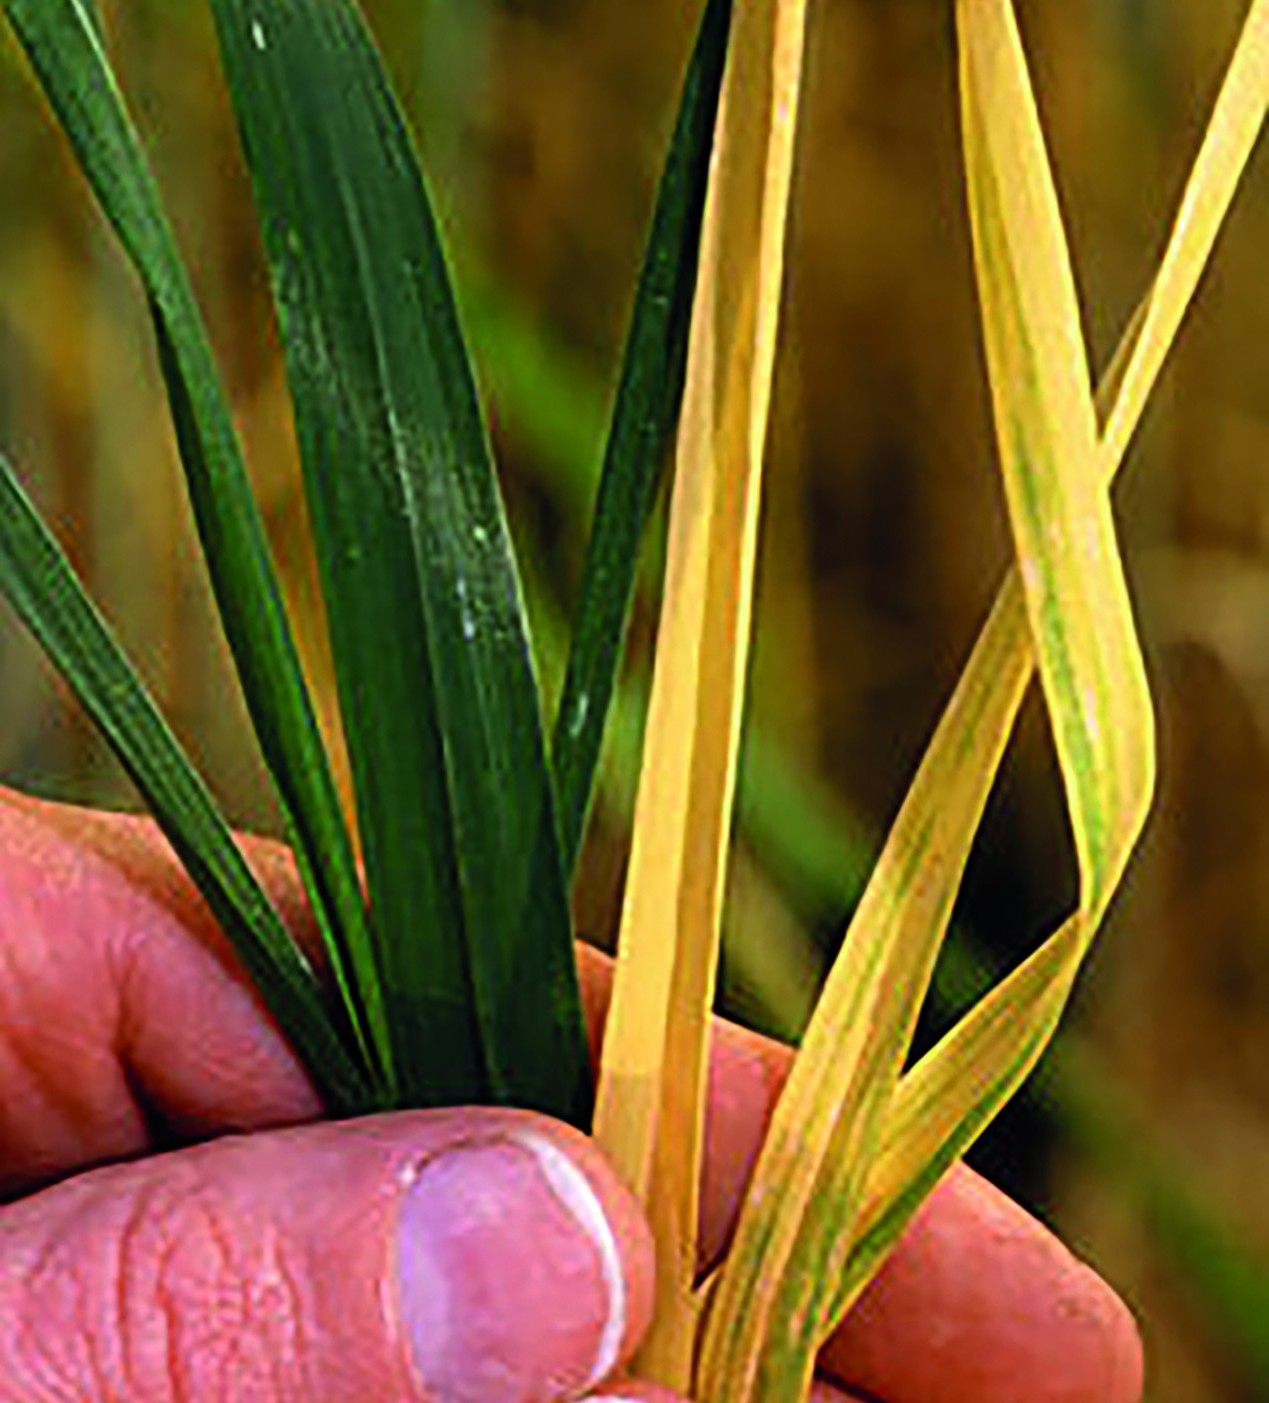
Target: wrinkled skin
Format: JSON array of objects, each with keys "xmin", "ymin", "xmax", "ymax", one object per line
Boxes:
[{"xmin": 0, "ymin": 789, "xmax": 1143, "ymax": 1401}]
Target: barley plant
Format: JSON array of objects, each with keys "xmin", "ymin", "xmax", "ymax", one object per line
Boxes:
[{"xmin": 0, "ymin": 0, "xmax": 1265, "ymax": 1398}]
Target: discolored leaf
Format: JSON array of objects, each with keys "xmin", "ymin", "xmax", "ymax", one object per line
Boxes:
[{"xmin": 593, "ymin": 0, "xmax": 810, "ymax": 1385}]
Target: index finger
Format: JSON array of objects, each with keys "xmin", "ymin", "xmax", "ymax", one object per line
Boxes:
[{"xmin": 0, "ymin": 787, "xmax": 320, "ymax": 1195}]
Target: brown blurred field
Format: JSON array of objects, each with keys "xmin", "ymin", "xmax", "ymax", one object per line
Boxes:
[{"xmin": 1, "ymin": 3, "xmax": 1267, "ymax": 1399}]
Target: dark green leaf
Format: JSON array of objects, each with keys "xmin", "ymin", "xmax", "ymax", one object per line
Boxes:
[
  {"xmin": 1, "ymin": 0, "xmax": 388, "ymax": 1100},
  {"xmin": 551, "ymin": 0, "xmax": 733, "ymax": 874},
  {"xmin": 0, "ymin": 454, "xmax": 370, "ymax": 1113},
  {"xmin": 208, "ymin": 0, "xmax": 590, "ymax": 1123}
]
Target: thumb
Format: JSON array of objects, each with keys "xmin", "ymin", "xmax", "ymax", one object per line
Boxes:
[{"xmin": 0, "ymin": 1108, "xmax": 655, "ymax": 1403}]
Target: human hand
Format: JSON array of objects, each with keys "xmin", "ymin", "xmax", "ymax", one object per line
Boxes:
[{"xmin": 0, "ymin": 788, "xmax": 1142, "ymax": 1401}]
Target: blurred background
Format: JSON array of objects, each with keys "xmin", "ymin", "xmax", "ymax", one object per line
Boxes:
[{"xmin": 1, "ymin": 1, "xmax": 1267, "ymax": 1397}]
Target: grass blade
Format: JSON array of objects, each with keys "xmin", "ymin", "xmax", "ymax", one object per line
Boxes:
[
  {"xmin": 593, "ymin": 0, "xmax": 809, "ymax": 1385},
  {"xmin": 1101, "ymin": 0, "xmax": 1269, "ymax": 470},
  {"xmin": 551, "ymin": 0, "xmax": 732, "ymax": 874},
  {"xmin": 837, "ymin": 904, "xmax": 1079, "ymax": 1317},
  {"xmin": 0, "ymin": 455, "xmax": 370, "ymax": 1112},
  {"xmin": 207, "ymin": 0, "xmax": 590, "ymax": 1124},
  {"xmin": 1, "ymin": 0, "xmax": 384, "ymax": 1098}
]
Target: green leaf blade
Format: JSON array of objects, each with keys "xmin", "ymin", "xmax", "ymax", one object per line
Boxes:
[
  {"xmin": 209, "ymin": 0, "xmax": 590, "ymax": 1124},
  {"xmin": 551, "ymin": 0, "xmax": 733, "ymax": 875}
]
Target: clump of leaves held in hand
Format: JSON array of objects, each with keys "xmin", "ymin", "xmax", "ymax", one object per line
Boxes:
[{"xmin": 0, "ymin": 0, "xmax": 1264, "ymax": 1398}]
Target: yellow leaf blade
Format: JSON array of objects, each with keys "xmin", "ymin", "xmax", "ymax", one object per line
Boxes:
[
  {"xmin": 832, "ymin": 914, "xmax": 1080, "ymax": 1324},
  {"xmin": 1102, "ymin": 0, "xmax": 1269, "ymax": 473},
  {"xmin": 592, "ymin": 0, "xmax": 808, "ymax": 1386},
  {"xmin": 804, "ymin": 0, "xmax": 1157, "ymax": 1332}
]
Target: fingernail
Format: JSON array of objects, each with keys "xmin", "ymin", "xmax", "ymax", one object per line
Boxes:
[{"xmin": 397, "ymin": 1129, "xmax": 627, "ymax": 1403}]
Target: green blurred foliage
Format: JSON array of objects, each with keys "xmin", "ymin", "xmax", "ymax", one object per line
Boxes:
[{"xmin": 2, "ymin": 2, "xmax": 1268, "ymax": 1399}]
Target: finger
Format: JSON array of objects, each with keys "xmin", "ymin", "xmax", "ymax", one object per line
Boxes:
[
  {"xmin": 0, "ymin": 789, "xmax": 318, "ymax": 1195},
  {"xmin": 816, "ymin": 1168, "xmax": 1144, "ymax": 1403},
  {"xmin": 809, "ymin": 1386, "xmax": 870, "ymax": 1403},
  {"xmin": 0, "ymin": 1106, "xmax": 652, "ymax": 1403}
]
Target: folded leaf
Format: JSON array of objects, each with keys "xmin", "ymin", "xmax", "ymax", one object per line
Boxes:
[{"xmin": 831, "ymin": 0, "xmax": 1269, "ymax": 1327}]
